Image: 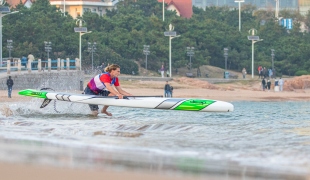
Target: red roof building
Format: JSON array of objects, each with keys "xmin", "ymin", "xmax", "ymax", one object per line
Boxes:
[{"xmin": 158, "ymin": 0, "xmax": 193, "ymax": 19}]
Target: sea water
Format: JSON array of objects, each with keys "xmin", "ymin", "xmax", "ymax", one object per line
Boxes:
[{"xmin": 0, "ymin": 99, "xmax": 310, "ymax": 179}]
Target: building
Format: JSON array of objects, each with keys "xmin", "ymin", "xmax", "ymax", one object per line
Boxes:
[
  {"xmin": 193, "ymin": 0, "xmax": 309, "ymax": 14},
  {"xmin": 6, "ymin": 0, "xmax": 119, "ymax": 19},
  {"xmin": 158, "ymin": 0, "xmax": 193, "ymax": 18},
  {"xmin": 50, "ymin": 0, "xmax": 119, "ymax": 19}
]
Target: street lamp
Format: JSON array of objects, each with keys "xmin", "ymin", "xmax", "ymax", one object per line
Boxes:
[
  {"xmin": 44, "ymin": 41, "xmax": 52, "ymax": 59},
  {"xmin": 143, "ymin": 45, "xmax": 150, "ymax": 71},
  {"xmin": 0, "ymin": 3, "xmax": 18, "ymax": 67},
  {"xmin": 248, "ymin": 28, "xmax": 263, "ymax": 78},
  {"xmin": 271, "ymin": 49, "xmax": 275, "ymax": 70},
  {"xmin": 223, "ymin": 48, "xmax": 228, "ymax": 71},
  {"xmin": 88, "ymin": 42, "xmax": 96, "ymax": 70},
  {"xmin": 6, "ymin": 39, "xmax": 12, "ymax": 59},
  {"xmin": 186, "ymin": 47, "xmax": 194, "ymax": 71},
  {"xmin": 74, "ymin": 19, "xmax": 91, "ymax": 71},
  {"xmin": 164, "ymin": 24, "xmax": 180, "ymax": 78},
  {"xmin": 235, "ymin": 0, "xmax": 244, "ymax": 32}
]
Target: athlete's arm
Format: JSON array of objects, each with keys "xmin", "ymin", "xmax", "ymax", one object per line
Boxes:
[
  {"xmin": 115, "ymin": 86, "xmax": 132, "ymax": 96},
  {"xmin": 103, "ymin": 82, "xmax": 124, "ymax": 99}
]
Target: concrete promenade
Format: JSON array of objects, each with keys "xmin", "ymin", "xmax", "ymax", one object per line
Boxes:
[{"xmin": 0, "ymin": 69, "xmax": 243, "ymax": 91}]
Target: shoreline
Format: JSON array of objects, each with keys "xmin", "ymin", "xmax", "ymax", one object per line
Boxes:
[{"xmin": 1, "ymin": 88, "xmax": 309, "ymax": 103}]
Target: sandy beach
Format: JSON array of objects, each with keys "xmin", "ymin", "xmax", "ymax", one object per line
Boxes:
[
  {"xmin": 2, "ymin": 76, "xmax": 310, "ymax": 103},
  {"xmin": 1, "ymin": 77, "xmax": 310, "ymax": 180}
]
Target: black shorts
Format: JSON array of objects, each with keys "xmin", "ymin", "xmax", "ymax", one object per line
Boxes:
[{"xmin": 84, "ymin": 86, "xmax": 110, "ymax": 111}]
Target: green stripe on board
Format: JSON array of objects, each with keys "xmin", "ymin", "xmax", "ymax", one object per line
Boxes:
[
  {"xmin": 174, "ymin": 99, "xmax": 215, "ymax": 111},
  {"xmin": 18, "ymin": 89, "xmax": 47, "ymax": 99}
]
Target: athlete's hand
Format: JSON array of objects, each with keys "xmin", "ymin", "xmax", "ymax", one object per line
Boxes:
[{"xmin": 117, "ymin": 94, "xmax": 123, "ymax": 99}]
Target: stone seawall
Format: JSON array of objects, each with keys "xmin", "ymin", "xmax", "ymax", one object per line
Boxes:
[{"xmin": 0, "ymin": 71, "xmax": 84, "ymax": 91}]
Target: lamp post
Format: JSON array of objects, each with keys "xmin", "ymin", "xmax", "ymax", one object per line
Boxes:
[
  {"xmin": 6, "ymin": 39, "xmax": 12, "ymax": 59},
  {"xmin": 64, "ymin": 0, "xmax": 66, "ymax": 16},
  {"xmin": 186, "ymin": 47, "xmax": 194, "ymax": 71},
  {"xmin": 164, "ymin": 24, "xmax": 180, "ymax": 78},
  {"xmin": 44, "ymin": 41, "xmax": 52, "ymax": 59},
  {"xmin": 271, "ymin": 49, "xmax": 275, "ymax": 70},
  {"xmin": 143, "ymin": 45, "xmax": 150, "ymax": 71},
  {"xmin": 0, "ymin": 3, "xmax": 18, "ymax": 67},
  {"xmin": 74, "ymin": 19, "xmax": 91, "ymax": 71},
  {"xmin": 234, "ymin": 0, "xmax": 244, "ymax": 32},
  {"xmin": 275, "ymin": 0, "xmax": 279, "ymax": 19},
  {"xmin": 248, "ymin": 28, "xmax": 263, "ymax": 78},
  {"xmin": 223, "ymin": 48, "xmax": 228, "ymax": 71},
  {"xmin": 162, "ymin": 0, "xmax": 165, "ymax": 21},
  {"xmin": 87, "ymin": 42, "xmax": 96, "ymax": 70}
]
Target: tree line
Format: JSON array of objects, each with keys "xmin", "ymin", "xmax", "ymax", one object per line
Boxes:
[{"xmin": 4, "ymin": 0, "xmax": 310, "ymax": 76}]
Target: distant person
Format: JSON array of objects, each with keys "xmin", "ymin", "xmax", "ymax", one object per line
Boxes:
[
  {"xmin": 262, "ymin": 78, "xmax": 266, "ymax": 91},
  {"xmin": 274, "ymin": 78, "xmax": 279, "ymax": 92},
  {"xmin": 267, "ymin": 79, "xmax": 271, "ymax": 91},
  {"xmin": 160, "ymin": 64, "xmax": 165, "ymax": 78},
  {"xmin": 6, "ymin": 76, "xmax": 13, "ymax": 98},
  {"xmin": 170, "ymin": 85, "xmax": 174, "ymax": 97},
  {"xmin": 268, "ymin": 68, "xmax": 273, "ymax": 79},
  {"xmin": 258, "ymin": 65, "xmax": 262, "ymax": 79},
  {"xmin": 164, "ymin": 81, "xmax": 171, "ymax": 97},
  {"xmin": 84, "ymin": 64, "xmax": 133, "ymax": 116},
  {"xmin": 242, "ymin": 68, "xmax": 247, "ymax": 79},
  {"xmin": 21, "ymin": 56, "xmax": 27, "ymax": 68},
  {"xmin": 100, "ymin": 62, "xmax": 105, "ymax": 73},
  {"xmin": 278, "ymin": 77, "xmax": 284, "ymax": 91},
  {"xmin": 166, "ymin": 70, "xmax": 170, "ymax": 77},
  {"xmin": 28, "ymin": 52, "xmax": 35, "ymax": 69}
]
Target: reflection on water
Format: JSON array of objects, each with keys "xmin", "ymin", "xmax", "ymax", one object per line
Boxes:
[{"xmin": 0, "ymin": 100, "xmax": 310, "ymax": 179}]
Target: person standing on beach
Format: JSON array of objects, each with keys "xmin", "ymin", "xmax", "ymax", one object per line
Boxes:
[
  {"xmin": 262, "ymin": 78, "xmax": 266, "ymax": 91},
  {"xmin": 164, "ymin": 81, "xmax": 171, "ymax": 97},
  {"xmin": 160, "ymin": 64, "xmax": 165, "ymax": 78},
  {"xmin": 278, "ymin": 78, "xmax": 284, "ymax": 91},
  {"xmin": 6, "ymin": 76, "xmax": 14, "ymax": 98},
  {"xmin": 267, "ymin": 79, "xmax": 271, "ymax": 91},
  {"xmin": 84, "ymin": 64, "xmax": 133, "ymax": 116},
  {"xmin": 242, "ymin": 68, "xmax": 247, "ymax": 79}
]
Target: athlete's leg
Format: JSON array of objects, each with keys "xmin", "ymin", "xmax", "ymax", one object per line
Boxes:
[{"xmin": 101, "ymin": 90, "xmax": 113, "ymax": 116}]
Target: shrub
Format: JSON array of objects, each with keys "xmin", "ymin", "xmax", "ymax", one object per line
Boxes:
[{"xmin": 295, "ymin": 70, "xmax": 309, "ymax": 76}]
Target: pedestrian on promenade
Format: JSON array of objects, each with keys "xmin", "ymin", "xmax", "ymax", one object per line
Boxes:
[{"xmin": 160, "ymin": 64, "xmax": 165, "ymax": 78}]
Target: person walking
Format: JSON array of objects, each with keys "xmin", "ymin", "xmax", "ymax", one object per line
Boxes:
[
  {"xmin": 278, "ymin": 77, "xmax": 284, "ymax": 91},
  {"xmin": 6, "ymin": 76, "xmax": 14, "ymax": 98},
  {"xmin": 164, "ymin": 81, "xmax": 171, "ymax": 97},
  {"xmin": 242, "ymin": 68, "xmax": 247, "ymax": 79},
  {"xmin": 84, "ymin": 64, "xmax": 133, "ymax": 116}
]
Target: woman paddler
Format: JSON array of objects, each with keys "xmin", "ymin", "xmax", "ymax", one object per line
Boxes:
[{"xmin": 84, "ymin": 64, "xmax": 133, "ymax": 116}]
